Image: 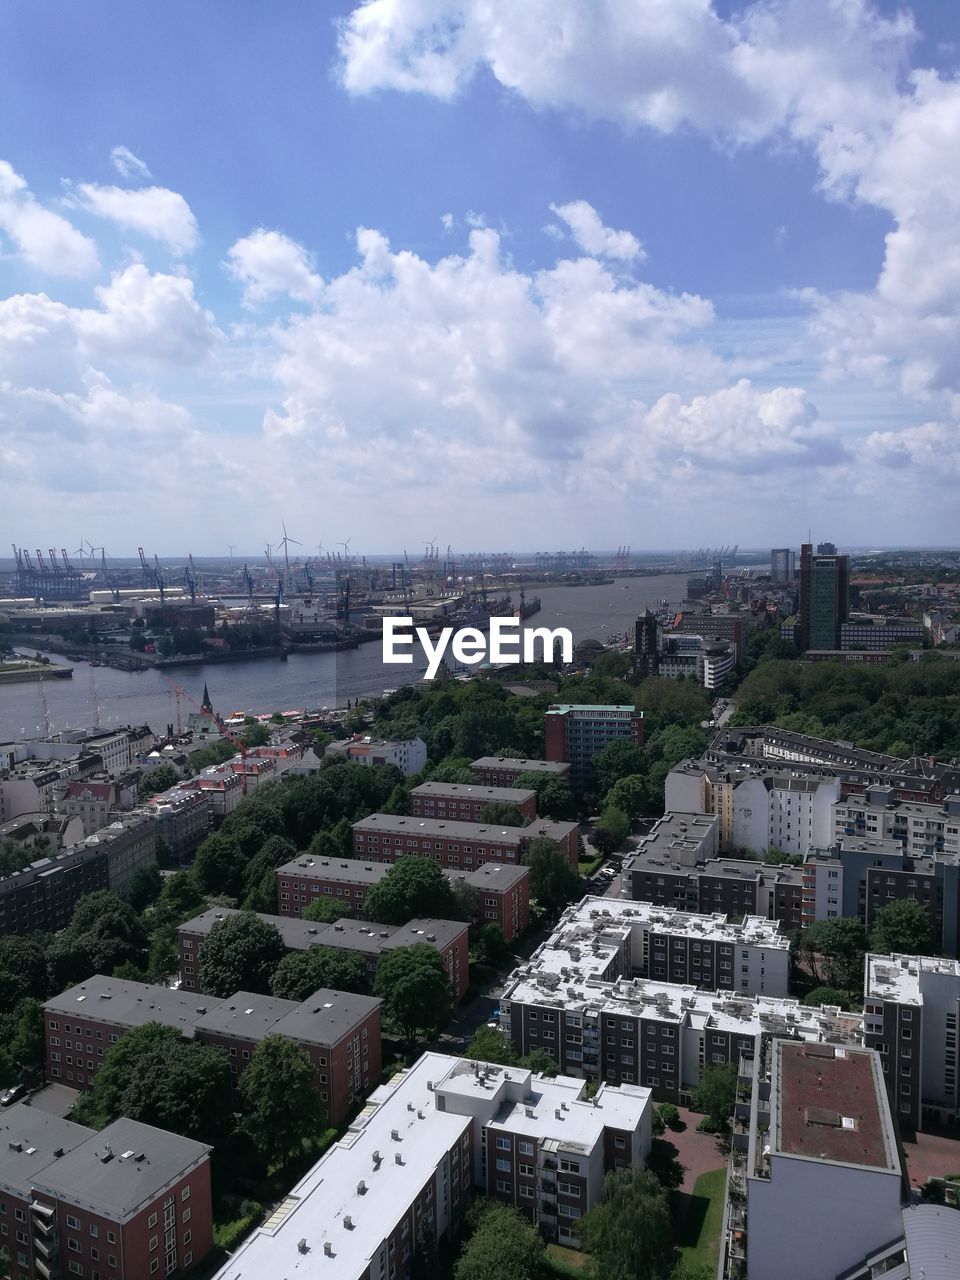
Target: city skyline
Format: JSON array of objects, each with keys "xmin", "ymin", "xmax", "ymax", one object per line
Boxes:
[{"xmin": 2, "ymin": 0, "xmax": 959, "ymax": 546}]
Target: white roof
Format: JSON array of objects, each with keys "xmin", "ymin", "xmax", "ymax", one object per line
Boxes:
[{"xmin": 865, "ymin": 952, "xmax": 960, "ymax": 1005}]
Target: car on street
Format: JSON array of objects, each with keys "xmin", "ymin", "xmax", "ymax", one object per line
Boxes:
[{"xmin": 0, "ymin": 1084, "xmax": 26, "ymax": 1107}]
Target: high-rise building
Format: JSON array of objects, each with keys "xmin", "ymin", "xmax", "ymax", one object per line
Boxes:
[
  {"xmin": 544, "ymin": 704, "xmax": 644, "ymax": 792},
  {"xmin": 770, "ymin": 547, "xmax": 795, "ymax": 585},
  {"xmin": 816, "ymin": 541, "xmax": 838, "ymax": 555},
  {"xmin": 634, "ymin": 609, "xmax": 660, "ymax": 678},
  {"xmin": 798, "ymin": 543, "xmax": 849, "ymax": 651}
]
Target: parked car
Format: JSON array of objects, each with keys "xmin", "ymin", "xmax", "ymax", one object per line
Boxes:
[{"xmin": 0, "ymin": 1083, "xmax": 26, "ymax": 1107}]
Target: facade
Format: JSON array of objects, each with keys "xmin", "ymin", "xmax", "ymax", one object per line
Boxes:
[
  {"xmin": 80, "ymin": 811, "xmax": 157, "ymax": 899},
  {"xmin": 178, "ymin": 908, "xmax": 470, "ymax": 1003},
  {"xmin": 864, "ymin": 952, "xmax": 960, "ymax": 1133},
  {"xmin": 351, "ymin": 813, "xmax": 579, "ymax": 872},
  {"xmin": 42, "ymin": 975, "xmax": 383, "ymax": 1125},
  {"xmin": 409, "ymin": 781, "xmax": 537, "ymax": 822},
  {"xmin": 325, "ymin": 735, "xmax": 428, "ymax": 776},
  {"xmin": 276, "ymin": 855, "xmax": 531, "ymax": 942},
  {"xmin": 148, "ymin": 788, "xmax": 212, "ymax": 862},
  {"xmin": 634, "ymin": 609, "xmax": 660, "ymax": 678},
  {"xmin": 544, "ymin": 704, "xmax": 644, "ymax": 792},
  {"xmin": 798, "ymin": 543, "xmax": 850, "ymax": 652},
  {"xmin": 0, "ymin": 1102, "xmax": 211, "ymax": 1280},
  {"xmin": 770, "ymin": 548, "xmax": 795, "ymax": 585},
  {"xmin": 0, "ymin": 846, "xmax": 108, "ymax": 937},
  {"xmin": 840, "ymin": 615, "xmax": 924, "ymax": 650},
  {"xmin": 470, "ymin": 756, "xmax": 571, "ymax": 787},
  {"xmin": 731, "ymin": 1039, "xmax": 903, "ymax": 1280},
  {"xmin": 658, "ymin": 634, "xmax": 737, "ymax": 689},
  {"xmin": 56, "ymin": 781, "xmax": 122, "ymax": 837},
  {"xmin": 208, "ymin": 1050, "xmax": 652, "ymax": 1279},
  {"xmin": 673, "ymin": 611, "xmax": 749, "ymax": 662}
]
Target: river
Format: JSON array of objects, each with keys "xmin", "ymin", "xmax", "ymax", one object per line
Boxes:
[{"xmin": 0, "ymin": 574, "xmax": 690, "ymax": 738}]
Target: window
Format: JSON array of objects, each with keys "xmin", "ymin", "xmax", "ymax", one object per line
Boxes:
[
  {"xmin": 518, "ymin": 1163, "xmax": 534, "ymax": 1177},
  {"xmin": 518, "ymin": 1141, "xmax": 533, "ymax": 1156},
  {"xmin": 149, "ymin": 1235, "xmax": 159, "ymax": 1251},
  {"xmin": 181, "ymin": 1186, "xmax": 191, "ymax": 1202},
  {"xmin": 495, "ymin": 1137, "xmax": 510, "ymax": 1150},
  {"xmin": 496, "ymin": 1179, "xmax": 511, "ymax": 1193},
  {"xmin": 150, "ymin": 1261, "xmax": 159, "ymax": 1274},
  {"xmin": 148, "ymin": 1213, "xmax": 158, "ymax": 1228},
  {"xmin": 496, "ymin": 1158, "xmax": 511, "ymax": 1171},
  {"xmin": 67, "ymin": 1215, "xmax": 80, "ymax": 1230}
]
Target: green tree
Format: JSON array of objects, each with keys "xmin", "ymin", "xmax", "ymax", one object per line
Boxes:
[
  {"xmin": 454, "ymin": 1204, "xmax": 545, "ymax": 1280},
  {"xmin": 797, "ymin": 918, "xmax": 869, "ymax": 990},
  {"xmin": 9, "ymin": 998, "xmax": 44, "ymax": 1072},
  {"xmin": 802, "ymin": 986, "xmax": 848, "ymax": 1008},
  {"xmin": 521, "ymin": 1048, "xmax": 559, "ymax": 1076},
  {"xmin": 691, "ymin": 1062, "xmax": 737, "ymax": 1131},
  {"xmin": 238, "ymin": 1035, "xmax": 321, "ymax": 1163},
  {"xmin": 302, "ymin": 897, "xmax": 354, "ymax": 924},
  {"xmin": 373, "ymin": 944, "xmax": 451, "ymax": 1042},
  {"xmin": 597, "ymin": 805, "xmax": 630, "ymax": 849},
  {"xmin": 270, "ymin": 946, "xmax": 370, "ymax": 1001},
  {"xmin": 364, "ymin": 857, "xmax": 463, "ymax": 925},
  {"xmin": 580, "ymin": 1167, "xmax": 675, "ymax": 1280},
  {"xmin": 137, "ymin": 764, "xmax": 181, "ymax": 799},
  {"xmin": 605, "ymin": 774, "xmax": 648, "ymax": 821},
  {"xmin": 522, "ymin": 836, "xmax": 581, "ymax": 914},
  {"xmin": 48, "ymin": 891, "xmax": 148, "ymax": 987},
  {"xmin": 478, "ymin": 801, "xmax": 524, "ymax": 827},
  {"xmin": 870, "ymin": 899, "xmax": 935, "ymax": 957},
  {"xmin": 476, "ymin": 923, "xmax": 510, "ymax": 968},
  {"xmin": 593, "ymin": 739, "xmax": 648, "ymax": 797},
  {"xmin": 193, "ymin": 830, "xmax": 245, "ymax": 898},
  {"xmin": 646, "ymin": 1138, "xmax": 685, "ymax": 1191},
  {"xmin": 466, "ymin": 1026, "xmax": 520, "ymax": 1066},
  {"xmin": 538, "ymin": 778, "xmax": 577, "ymax": 820},
  {"xmin": 128, "ymin": 864, "xmax": 163, "ymax": 912},
  {"xmin": 0, "ymin": 935, "xmax": 49, "ymax": 1006},
  {"xmin": 198, "ymin": 913, "xmax": 287, "ymax": 997},
  {"xmin": 158, "ymin": 871, "xmax": 204, "ymax": 916}
]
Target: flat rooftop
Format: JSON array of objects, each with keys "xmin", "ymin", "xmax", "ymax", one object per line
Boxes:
[
  {"xmin": 865, "ymin": 952, "xmax": 960, "ymax": 1005},
  {"xmin": 179, "ymin": 908, "xmax": 465, "ymax": 954},
  {"xmin": 352, "ymin": 813, "xmax": 576, "ymax": 844},
  {"xmin": 194, "ymin": 988, "xmax": 381, "ymax": 1047},
  {"xmin": 410, "ymin": 781, "xmax": 536, "ymax": 805},
  {"xmin": 43, "ymin": 976, "xmax": 208, "ymax": 1036},
  {"xmin": 471, "ymin": 756, "xmax": 570, "ymax": 775},
  {"xmin": 773, "ymin": 1041, "xmax": 897, "ymax": 1171},
  {"xmin": 277, "ymin": 856, "xmax": 528, "ymax": 893},
  {"xmin": 0, "ymin": 1104, "xmax": 92, "ymax": 1198}
]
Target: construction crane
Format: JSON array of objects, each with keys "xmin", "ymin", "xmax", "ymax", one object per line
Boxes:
[
  {"xmin": 158, "ymin": 675, "xmax": 251, "ymax": 793},
  {"xmin": 184, "ymin": 561, "xmax": 197, "ymax": 603},
  {"xmin": 242, "ymin": 563, "xmax": 254, "ymax": 601},
  {"xmin": 154, "ymin": 555, "xmax": 166, "ymax": 604},
  {"xmin": 138, "ymin": 547, "xmax": 151, "ymax": 589}
]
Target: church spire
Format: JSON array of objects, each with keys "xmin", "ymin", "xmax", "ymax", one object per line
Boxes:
[{"xmin": 201, "ymin": 682, "xmax": 213, "ymax": 712}]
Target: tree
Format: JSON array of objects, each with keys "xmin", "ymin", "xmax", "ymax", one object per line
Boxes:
[
  {"xmin": 521, "ymin": 1048, "xmax": 559, "ymax": 1076},
  {"xmin": 605, "ymin": 774, "xmax": 648, "ymax": 821},
  {"xmin": 593, "ymin": 739, "xmax": 647, "ymax": 798},
  {"xmin": 48, "ymin": 891, "xmax": 148, "ymax": 987},
  {"xmin": 193, "ymin": 830, "xmax": 245, "ymax": 898},
  {"xmin": 646, "ymin": 1138, "xmax": 685, "ymax": 1190},
  {"xmin": 538, "ymin": 778, "xmax": 577, "ymax": 820},
  {"xmin": 455, "ymin": 1204, "xmax": 544, "ymax": 1280},
  {"xmin": 597, "ymin": 805, "xmax": 630, "ymax": 849},
  {"xmin": 128, "ymin": 864, "xmax": 163, "ymax": 912},
  {"xmin": 802, "ymin": 986, "xmax": 848, "ymax": 1008},
  {"xmin": 466, "ymin": 1026, "xmax": 520, "ymax": 1066},
  {"xmin": 691, "ymin": 1062, "xmax": 737, "ymax": 1131},
  {"xmin": 238, "ymin": 1035, "xmax": 321, "ymax": 1163},
  {"xmin": 476, "ymin": 923, "xmax": 510, "ymax": 968},
  {"xmin": 71, "ymin": 1024, "xmax": 233, "ymax": 1146},
  {"xmin": 158, "ymin": 871, "xmax": 204, "ymax": 916},
  {"xmin": 580, "ymin": 1167, "xmax": 675, "ymax": 1280},
  {"xmin": 302, "ymin": 897, "xmax": 354, "ymax": 924},
  {"xmin": 9, "ymin": 998, "xmax": 44, "ymax": 1072},
  {"xmin": 522, "ymin": 836, "xmax": 581, "ymax": 914},
  {"xmin": 870, "ymin": 899, "xmax": 935, "ymax": 957},
  {"xmin": 478, "ymin": 801, "xmax": 524, "ymax": 827},
  {"xmin": 198, "ymin": 913, "xmax": 287, "ymax": 997},
  {"xmin": 137, "ymin": 764, "xmax": 181, "ymax": 799},
  {"xmin": 270, "ymin": 946, "xmax": 370, "ymax": 1001},
  {"xmin": 0, "ymin": 935, "xmax": 49, "ymax": 1006},
  {"xmin": 373, "ymin": 944, "xmax": 451, "ymax": 1042},
  {"xmin": 364, "ymin": 857, "xmax": 463, "ymax": 925},
  {"xmin": 797, "ymin": 918, "xmax": 869, "ymax": 990}
]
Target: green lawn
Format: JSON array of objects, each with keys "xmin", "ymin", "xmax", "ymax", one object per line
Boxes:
[{"xmin": 673, "ymin": 1168, "xmax": 726, "ymax": 1271}]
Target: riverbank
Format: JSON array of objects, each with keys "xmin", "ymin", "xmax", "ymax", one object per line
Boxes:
[{"xmin": 0, "ymin": 662, "xmax": 73, "ymax": 683}]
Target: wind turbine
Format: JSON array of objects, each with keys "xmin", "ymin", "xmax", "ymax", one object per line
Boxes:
[
  {"xmin": 227, "ymin": 544, "xmax": 236, "ymax": 560},
  {"xmin": 278, "ymin": 521, "xmax": 301, "ymax": 578}
]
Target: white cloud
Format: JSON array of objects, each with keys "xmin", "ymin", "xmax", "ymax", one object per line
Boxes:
[
  {"xmin": 225, "ymin": 229, "xmax": 324, "ymax": 306},
  {"xmin": 441, "ymin": 212, "xmax": 454, "ymax": 232},
  {"xmin": 70, "ymin": 182, "xmax": 199, "ymax": 254},
  {"xmin": 110, "ymin": 145, "xmax": 152, "ymax": 182},
  {"xmin": 76, "ymin": 264, "xmax": 220, "ymax": 364},
  {"xmin": 0, "ymin": 160, "xmax": 99, "ymax": 277},
  {"xmin": 549, "ymin": 199, "xmax": 644, "ymax": 262}
]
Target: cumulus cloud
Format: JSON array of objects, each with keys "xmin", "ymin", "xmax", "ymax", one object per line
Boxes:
[
  {"xmin": 0, "ymin": 160, "xmax": 99, "ymax": 277},
  {"xmin": 70, "ymin": 182, "xmax": 199, "ymax": 254},
  {"xmin": 76, "ymin": 263, "xmax": 220, "ymax": 363},
  {"xmin": 225, "ymin": 229, "xmax": 324, "ymax": 306},
  {"xmin": 549, "ymin": 200, "xmax": 644, "ymax": 262},
  {"xmin": 110, "ymin": 145, "xmax": 152, "ymax": 181}
]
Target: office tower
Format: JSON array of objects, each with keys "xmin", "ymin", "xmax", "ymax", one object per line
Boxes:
[
  {"xmin": 798, "ymin": 544, "xmax": 849, "ymax": 651},
  {"xmin": 634, "ymin": 609, "xmax": 660, "ymax": 677},
  {"xmin": 816, "ymin": 541, "xmax": 837, "ymax": 555},
  {"xmin": 770, "ymin": 548, "xmax": 795, "ymax": 585}
]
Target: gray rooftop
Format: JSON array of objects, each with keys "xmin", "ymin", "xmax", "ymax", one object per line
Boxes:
[
  {"xmin": 0, "ymin": 1104, "xmax": 91, "ymax": 1198},
  {"xmin": 278, "ymin": 855, "xmax": 528, "ymax": 893},
  {"xmin": 179, "ymin": 908, "xmax": 466, "ymax": 955},
  {"xmin": 43, "ymin": 976, "xmax": 207, "ymax": 1035},
  {"xmin": 270, "ymin": 988, "xmax": 382, "ymax": 1047},
  {"xmin": 192, "ymin": 991, "xmax": 301, "ymax": 1041},
  {"xmin": 33, "ymin": 1115, "xmax": 210, "ymax": 1222},
  {"xmin": 902, "ymin": 1204, "xmax": 960, "ymax": 1280},
  {"xmin": 471, "ymin": 756, "xmax": 570, "ymax": 774},
  {"xmin": 411, "ymin": 781, "xmax": 536, "ymax": 805},
  {"xmin": 352, "ymin": 813, "xmax": 576, "ymax": 845}
]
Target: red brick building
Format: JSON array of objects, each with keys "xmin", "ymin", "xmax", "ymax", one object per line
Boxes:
[
  {"xmin": 0, "ymin": 1103, "xmax": 212, "ymax": 1280},
  {"xmin": 42, "ymin": 975, "xmax": 383, "ymax": 1125},
  {"xmin": 177, "ymin": 908, "xmax": 471, "ymax": 1003},
  {"xmin": 410, "ymin": 781, "xmax": 538, "ymax": 822},
  {"xmin": 351, "ymin": 813, "xmax": 579, "ymax": 872},
  {"xmin": 276, "ymin": 855, "xmax": 531, "ymax": 941},
  {"xmin": 471, "ymin": 756, "xmax": 571, "ymax": 788}
]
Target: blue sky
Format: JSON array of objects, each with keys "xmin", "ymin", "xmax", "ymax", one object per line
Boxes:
[{"xmin": 1, "ymin": 0, "xmax": 958, "ymax": 553}]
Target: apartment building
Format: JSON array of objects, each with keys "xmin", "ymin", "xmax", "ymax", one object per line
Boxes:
[
  {"xmin": 864, "ymin": 952, "xmax": 960, "ymax": 1134},
  {"xmin": 0, "ymin": 811, "xmax": 84, "ymax": 851},
  {"xmin": 0, "ymin": 846, "xmax": 108, "ymax": 937},
  {"xmin": 0, "ymin": 1103, "xmax": 211, "ymax": 1280},
  {"xmin": 177, "ymin": 765, "xmax": 244, "ymax": 819},
  {"xmin": 209, "ymin": 1050, "xmax": 652, "ymax": 1279},
  {"xmin": 470, "ymin": 757, "xmax": 571, "ymax": 788},
  {"xmin": 55, "ymin": 780, "xmax": 123, "ymax": 837},
  {"xmin": 325, "ymin": 735, "xmax": 427, "ymax": 776},
  {"xmin": 658, "ymin": 635, "xmax": 737, "ymax": 689},
  {"xmin": 410, "ymin": 781, "xmax": 538, "ymax": 823},
  {"xmin": 731, "ymin": 1039, "xmax": 903, "ymax": 1280},
  {"xmin": 276, "ymin": 856, "xmax": 530, "ymax": 942},
  {"xmin": 147, "ymin": 787, "xmax": 212, "ymax": 862},
  {"xmin": 42, "ymin": 975, "xmax": 383, "ymax": 1125},
  {"xmin": 351, "ymin": 813, "xmax": 579, "ymax": 872},
  {"xmin": 834, "ymin": 788, "xmax": 960, "ymax": 861},
  {"xmin": 80, "ymin": 810, "xmax": 157, "ymax": 899},
  {"xmin": 544, "ymin": 704, "xmax": 644, "ymax": 792},
  {"xmin": 178, "ymin": 908, "xmax": 470, "ymax": 1003}
]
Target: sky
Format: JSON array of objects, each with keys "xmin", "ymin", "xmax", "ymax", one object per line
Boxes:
[{"xmin": 1, "ymin": 0, "xmax": 959, "ymax": 556}]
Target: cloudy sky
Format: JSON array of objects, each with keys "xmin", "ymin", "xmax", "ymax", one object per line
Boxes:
[{"xmin": 1, "ymin": 0, "xmax": 958, "ymax": 555}]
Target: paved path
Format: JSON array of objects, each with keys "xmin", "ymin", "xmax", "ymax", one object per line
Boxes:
[
  {"xmin": 902, "ymin": 1129, "xmax": 960, "ymax": 1188},
  {"xmin": 660, "ymin": 1106, "xmax": 727, "ymax": 1192}
]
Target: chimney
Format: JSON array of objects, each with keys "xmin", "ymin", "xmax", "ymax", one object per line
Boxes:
[{"xmin": 323, "ymin": 1242, "xmax": 334, "ymax": 1257}]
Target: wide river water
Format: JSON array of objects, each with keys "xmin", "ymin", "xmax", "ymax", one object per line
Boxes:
[{"xmin": 0, "ymin": 574, "xmax": 689, "ymax": 738}]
